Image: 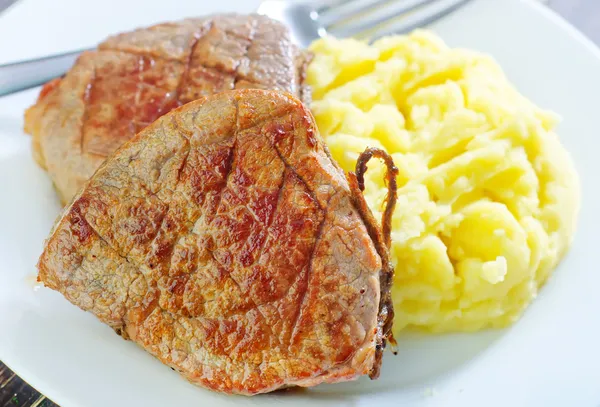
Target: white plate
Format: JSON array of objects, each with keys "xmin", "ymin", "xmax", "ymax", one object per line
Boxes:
[{"xmin": 0, "ymin": 0, "xmax": 599, "ymax": 406}]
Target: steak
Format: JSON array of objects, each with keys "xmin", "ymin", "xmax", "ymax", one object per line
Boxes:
[
  {"xmin": 24, "ymin": 14, "xmax": 311, "ymax": 205},
  {"xmin": 37, "ymin": 89, "xmax": 396, "ymax": 395}
]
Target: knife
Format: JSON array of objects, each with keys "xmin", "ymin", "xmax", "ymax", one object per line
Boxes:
[{"xmin": 0, "ymin": 49, "xmax": 86, "ymax": 97}]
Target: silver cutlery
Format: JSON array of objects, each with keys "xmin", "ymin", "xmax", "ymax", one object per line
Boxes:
[{"xmin": 260, "ymin": 0, "xmax": 470, "ymax": 46}]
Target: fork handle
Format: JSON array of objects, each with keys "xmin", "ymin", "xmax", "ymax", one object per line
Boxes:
[{"xmin": 0, "ymin": 49, "xmax": 87, "ymax": 97}]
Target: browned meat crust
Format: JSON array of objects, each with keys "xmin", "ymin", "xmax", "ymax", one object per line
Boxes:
[
  {"xmin": 37, "ymin": 89, "xmax": 394, "ymax": 395},
  {"xmin": 24, "ymin": 14, "xmax": 311, "ymax": 205}
]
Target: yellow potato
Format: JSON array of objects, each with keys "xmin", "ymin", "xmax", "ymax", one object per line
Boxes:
[{"xmin": 307, "ymin": 31, "xmax": 580, "ymax": 333}]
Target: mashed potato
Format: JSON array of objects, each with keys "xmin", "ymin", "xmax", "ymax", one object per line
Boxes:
[{"xmin": 307, "ymin": 31, "xmax": 580, "ymax": 333}]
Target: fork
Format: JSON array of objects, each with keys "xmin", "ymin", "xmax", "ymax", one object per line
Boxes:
[
  {"xmin": 259, "ymin": 0, "xmax": 470, "ymax": 47},
  {"xmin": 0, "ymin": 0, "xmax": 470, "ymax": 97}
]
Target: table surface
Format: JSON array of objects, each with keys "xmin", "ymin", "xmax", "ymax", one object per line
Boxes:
[{"xmin": 0, "ymin": 0, "xmax": 598, "ymax": 406}]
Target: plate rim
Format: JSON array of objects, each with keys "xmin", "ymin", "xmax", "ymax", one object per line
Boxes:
[{"xmin": 1, "ymin": 0, "xmax": 599, "ymax": 406}]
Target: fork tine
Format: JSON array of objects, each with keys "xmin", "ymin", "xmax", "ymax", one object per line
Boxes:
[
  {"xmin": 367, "ymin": 0, "xmax": 471, "ymax": 40},
  {"xmin": 327, "ymin": 0, "xmax": 470, "ymax": 40},
  {"xmin": 318, "ymin": 0, "xmax": 400, "ymax": 28},
  {"xmin": 313, "ymin": 0, "xmax": 354, "ymax": 14}
]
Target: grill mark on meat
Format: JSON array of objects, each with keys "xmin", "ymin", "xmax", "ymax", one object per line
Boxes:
[
  {"xmin": 210, "ymin": 101, "xmax": 238, "ymax": 213},
  {"xmin": 184, "ymin": 136, "xmax": 238, "ymax": 310},
  {"xmin": 288, "ymin": 209, "xmax": 326, "ymax": 346},
  {"xmin": 98, "ymin": 47, "xmax": 183, "ymax": 63},
  {"xmin": 244, "ymin": 166, "xmax": 287, "ymax": 270},
  {"xmin": 184, "ymin": 98, "xmax": 238, "ymax": 235},
  {"xmin": 178, "ymin": 133, "xmax": 236, "ymax": 319},
  {"xmin": 180, "ymin": 136, "xmax": 238, "ymax": 304},
  {"xmin": 174, "ymin": 139, "xmax": 192, "ymax": 193},
  {"xmin": 71, "ymin": 198, "xmax": 147, "ymax": 304},
  {"xmin": 143, "ymin": 140, "xmax": 192, "ymax": 275},
  {"xmin": 270, "ymin": 112, "xmax": 327, "ymax": 210},
  {"xmin": 232, "ymin": 18, "xmax": 257, "ymax": 88},
  {"xmin": 173, "ymin": 25, "xmax": 208, "ymax": 103},
  {"xmin": 92, "ymin": 218, "xmax": 152, "ymax": 272},
  {"xmin": 272, "ymin": 144, "xmax": 324, "ymax": 212},
  {"xmin": 229, "ymin": 284, "xmax": 280, "ymax": 350},
  {"xmin": 201, "ymin": 121, "xmax": 280, "ymax": 327}
]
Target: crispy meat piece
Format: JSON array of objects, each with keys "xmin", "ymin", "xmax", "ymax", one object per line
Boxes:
[
  {"xmin": 24, "ymin": 14, "xmax": 311, "ymax": 205},
  {"xmin": 37, "ymin": 90, "xmax": 395, "ymax": 395}
]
